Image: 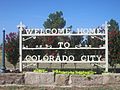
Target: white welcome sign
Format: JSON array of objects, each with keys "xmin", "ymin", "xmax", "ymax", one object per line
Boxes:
[{"xmin": 17, "ymin": 22, "xmax": 108, "ymax": 72}]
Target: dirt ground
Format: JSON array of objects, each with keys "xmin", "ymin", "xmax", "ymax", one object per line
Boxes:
[{"xmin": 0, "ymin": 85, "xmax": 120, "ymax": 90}]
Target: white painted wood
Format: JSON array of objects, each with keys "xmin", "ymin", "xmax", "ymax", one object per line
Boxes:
[{"xmin": 18, "ymin": 22, "xmax": 108, "ymax": 72}]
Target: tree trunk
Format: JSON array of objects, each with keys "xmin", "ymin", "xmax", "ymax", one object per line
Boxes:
[{"xmin": 13, "ymin": 65, "xmax": 16, "ymax": 70}]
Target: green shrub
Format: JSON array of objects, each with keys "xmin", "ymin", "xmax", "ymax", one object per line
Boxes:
[
  {"xmin": 33, "ymin": 69, "xmax": 47, "ymax": 73},
  {"xmin": 52, "ymin": 70, "xmax": 96, "ymax": 76},
  {"xmin": 33, "ymin": 69, "xmax": 96, "ymax": 76}
]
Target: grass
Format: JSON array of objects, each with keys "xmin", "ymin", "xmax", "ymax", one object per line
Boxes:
[
  {"xmin": 0, "ymin": 49, "xmax": 98, "ymax": 70},
  {"xmin": 0, "ymin": 49, "xmax": 14, "ymax": 69},
  {"xmin": 0, "ymin": 48, "xmax": 96, "ymax": 71},
  {"xmin": 1, "ymin": 49, "xmax": 120, "ymax": 73}
]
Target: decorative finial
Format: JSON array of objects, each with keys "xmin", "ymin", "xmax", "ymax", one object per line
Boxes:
[{"xmin": 17, "ymin": 21, "xmax": 26, "ymax": 29}]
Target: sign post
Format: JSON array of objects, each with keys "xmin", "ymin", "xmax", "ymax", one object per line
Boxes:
[
  {"xmin": 0, "ymin": 29, "xmax": 6, "ymax": 73},
  {"xmin": 17, "ymin": 22, "xmax": 26, "ymax": 72}
]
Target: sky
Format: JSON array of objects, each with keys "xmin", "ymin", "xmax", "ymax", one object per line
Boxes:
[{"xmin": 0, "ymin": 0, "xmax": 120, "ymax": 43}]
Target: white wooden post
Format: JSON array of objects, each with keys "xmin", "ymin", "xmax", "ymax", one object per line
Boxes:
[
  {"xmin": 17, "ymin": 22, "xmax": 25, "ymax": 72},
  {"xmin": 105, "ymin": 21, "xmax": 109, "ymax": 72}
]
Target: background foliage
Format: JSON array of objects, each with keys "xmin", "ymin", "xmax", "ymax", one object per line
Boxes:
[
  {"xmin": 4, "ymin": 11, "xmax": 120, "ymax": 72},
  {"xmin": 5, "ymin": 32, "xmax": 19, "ymax": 69}
]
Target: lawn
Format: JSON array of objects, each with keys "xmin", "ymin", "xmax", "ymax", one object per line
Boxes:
[
  {"xmin": 0, "ymin": 49, "xmax": 98, "ymax": 71},
  {"xmin": 0, "ymin": 49, "xmax": 120, "ymax": 72},
  {"xmin": 0, "ymin": 49, "xmax": 14, "ymax": 69},
  {"xmin": 0, "ymin": 49, "xmax": 96, "ymax": 70}
]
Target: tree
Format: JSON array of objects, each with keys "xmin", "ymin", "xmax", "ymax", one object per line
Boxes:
[
  {"xmin": 5, "ymin": 32, "xmax": 19, "ymax": 69},
  {"xmin": 108, "ymin": 19, "xmax": 120, "ymax": 70},
  {"xmin": 70, "ymin": 31, "xmax": 84, "ymax": 61},
  {"xmin": 43, "ymin": 11, "xmax": 66, "ymax": 29},
  {"xmin": 43, "ymin": 11, "xmax": 66, "ymax": 58}
]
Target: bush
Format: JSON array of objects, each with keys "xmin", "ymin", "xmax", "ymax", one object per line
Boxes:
[
  {"xmin": 5, "ymin": 32, "xmax": 19, "ymax": 69},
  {"xmin": 33, "ymin": 69, "xmax": 96, "ymax": 76}
]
